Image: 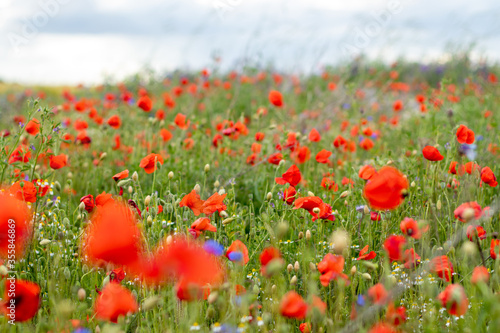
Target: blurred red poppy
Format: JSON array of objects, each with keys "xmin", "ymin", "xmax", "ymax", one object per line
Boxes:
[{"xmin": 94, "ymin": 283, "xmax": 138, "ymax": 323}]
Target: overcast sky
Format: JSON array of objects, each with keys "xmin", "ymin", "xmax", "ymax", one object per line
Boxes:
[{"xmin": 0, "ymin": 0, "xmax": 499, "ymax": 85}]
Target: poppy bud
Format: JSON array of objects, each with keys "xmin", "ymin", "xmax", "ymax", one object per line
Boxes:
[
  {"xmin": 410, "ymin": 181, "xmax": 416, "ymax": 187},
  {"xmin": 166, "ymin": 235, "xmax": 173, "ymax": 245},
  {"xmin": 144, "ymin": 195, "xmax": 151, "ymax": 206},
  {"xmin": 298, "ymin": 231, "xmax": 304, "ymax": 239},
  {"xmin": 252, "ymin": 285, "xmax": 260, "ymax": 294},
  {"xmin": 78, "ymin": 202, "xmax": 86, "ymax": 211},
  {"xmin": 39, "ymin": 239, "xmax": 51, "ymax": 245},
  {"xmin": 308, "ymin": 191, "xmax": 315, "ymax": 197},
  {"xmin": 331, "ymin": 230, "xmax": 350, "ymax": 255},
  {"xmin": 220, "ymin": 210, "xmax": 228, "ymax": 218},
  {"xmin": 168, "ymin": 171, "xmax": 174, "ymax": 179},
  {"xmin": 363, "ymin": 205, "xmax": 370, "ymax": 214},
  {"xmin": 218, "ymin": 188, "xmax": 225, "ymax": 195},
  {"xmin": 146, "ymin": 216, "xmax": 153, "ymax": 225},
  {"xmin": 290, "ymin": 275, "xmax": 298, "ymax": 285},
  {"xmin": 279, "ymin": 159, "xmax": 286, "ymax": 167},
  {"xmin": 128, "ymin": 186, "xmax": 133, "ymax": 194},
  {"xmin": 142, "ymin": 296, "xmax": 160, "ymax": 311},
  {"xmin": 78, "ymin": 288, "xmax": 86, "ymax": 301},
  {"xmin": 387, "ymin": 275, "xmax": 397, "ymax": 286},
  {"xmin": 350, "ymin": 266, "xmax": 357, "ymax": 275},
  {"xmin": 313, "ymin": 207, "xmax": 321, "ymax": 214},
  {"xmin": 214, "ymin": 180, "xmax": 220, "ymax": 188},
  {"xmin": 194, "ymin": 184, "xmax": 201, "ymax": 194},
  {"xmin": 309, "ymin": 262, "xmax": 316, "ymax": 271},
  {"xmin": 19, "ymin": 181, "xmax": 24, "ymax": 188},
  {"xmin": 272, "ymin": 285, "xmax": 277, "ymax": 293},
  {"xmin": 287, "ymin": 264, "xmax": 293, "ymax": 272},
  {"xmin": 100, "ymin": 152, "xmax": 107, "ymax": 160},
  {"xmin": 340, "ymin": 190, "xmax": 350, "ymax": 198},
  {"xmin": 436, "ymin": 200, "xmax": 442, "ymax": 210},
  {"xmin": 222, "ymin": 217, "xmax": 235, "ymax": 225},
  {"xmin": 362, "ymin": 273, "xmax": 372, "ymax": 280},
  {"xmin": 306, "ymin": 230, "xmax": 311, "ymax": 240},
  {"xmin": 266, "ymin": 192, "xmax": 273, "ymax": 201},
  {"xmin": 462, "ymin": 208, "xmax": 475, "ymax": 222},
  {"xmin": 460, "ymin": 241, "xmax": 477, "ymax": 257},
  {"xmin": 208, "ymin": 292, "xmax": 218, "ymax": 304},
  {"xmin": 0, "ymin": 265, "xmax": 8, "ymax": 276},
  {"xmin": 277, "ymin": 221, "xmax": 288, "ymax": 238},
  {"xmin": 204, "ymin": 164, "xmax": 210, "ymax": 172},
  {"xmin": 95, "ymin": 326, "xmax": 101, "ymax": 333},
  {"xmin": 294, "ymin": 261, "xmax": 300, "ymax": 272},
  {"xmin": 132, "ymin": 171, "xmax": 138, "ymax": 181},
  {"xmin": 67, "ymin": 172, "xmax": 73, "ymax": 178},
  {"xmin": 54, "ymin": 181, "xmax": 61, "ymax": 192}
]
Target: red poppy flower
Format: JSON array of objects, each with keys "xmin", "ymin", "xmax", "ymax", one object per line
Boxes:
[
  {"xmin": 49, "ymin": 154, "xmax": 68, "ymax": 170},
  {"xmin": 386, "ymin": 303, "xmax": 406, "ymax": 326},
  {"xmin": 269, "ymin": 90, "xmax": 283, "ymax": 107},
  {"xmin": 490, "ymin": 239, "xmax": 500, "ymax": 260},
  {"xmin": 454, "ymin": 202, "xmax": 482, "ymax": 222},
  {"xmin": 449, "ymin": 161, "xmax": 458, "ymax": 174},
  {"xmin": 368, "ymin": 283, "xmax": 388, "ymax": 305},
  {"xmin": 368, "ymin": 323, "xmax": 397, "ymax": 333},
  {"xmin": 294, "ymin": 196, "xmax": 334, "ymax": 221},
  {"xmin": 466, "ymin": 225, "xmax": 486, "ymax": 241},
  {"xmin": 464, "ymin": 161, "xmax": 480, "ymax": 174},
  {"xmin": 179, "ymin": 190, "xmax": 205, "ymax": 216},
  {"xmin": 456, "ymin": 125, "xmax": 475, "ymax": 144},
  {"xmin": 8, "ymin": 145, "xmax": 31, "ymax": 164},
  {"xmin": 25, "ymin": 118, "xmax": 40, "ymax": 136},
  {"xmin": 0, "ymin": 192, "xmax": 32, "ymax": 259},
  {"xmin": 359, "ymin": 165, "xmax": 376, "ymax": 180},
  {"xmin": 159, "ymin": 128, "xmax": 173, "ymax": 142},
  {"xmin": 481, "ymin": 167, "xmax": 497, "ymax": 187},
  {"xmin": 400, "ymin": 218, "xmax": 421, "ymax": 239},
  {"xmin": 403, "ymin": 248, "xmax": 421, "ymax": 269},
  {"xmin": 226, "ymin": 240, "xmax": 249, "ymax": 265},
  {"xmin": 107, "ymin": 115, "xmax": 121, "ymax": 129},
  {"xmin": 202, "ymin": 192, "xmax": 227, "ymax": 215},
  {"xmin": 471, "ymin": 266, "xmax": 489, "ymax": 284},
  {"xmin": 283, "ymin": 186, "xmax": 297, "ymax": 205},
  {"xmin": 139, "ymin": 153, "xmax": 164, "ymax": 174},
  {"xmin": 393, "ymin": 100, "xmax": 403, "ymax": 112},
  {"xmin": 95, "ymin": 192, "xmax": 114, "ymax": 207},
  {"xmin": 137, "ymin": 95, "xmax": 152, "ymax": 112},
  {"xmin": 112, "ymin": 170, "xmax": 129, "ymax": 182},
  {"xmin": 260, "ymin": 246, "xmax": 282, "ymax": 276},
  {"xmin": 356, "ymin": 245, "xmax": 376, "ymax": 260},
  {"xmin": 174, "ymin": 113, "xmax": 190, "ymax": 129},
  {"xmin": 300, "ymin": 323, "xmax": 312, "ymax": 333},
  {"xmin": 279, "ymin": 291, "xmax": 308, "ymax": 320},
  {"xmin": 80, "ymin": 194, "xmax": 94, "ymax": 213},
  {"xmin": 430, "ymin": 255, "xmax": 454, "ymax": 282},
  {"xmin": 383, "ymin": 235, "xmax": 406, "ymax": 262},
  {"xmin": 190, "ymin": 217, "xmax": 217, "ymax": 237},
  {"xmin": 317, "ymin": 253, "xmax": 349, "ymax": 286},
  {"xmin": 321, "ymin": 177, "xmax": 338, "ymax": 191},
  {"xmin": 1, "ymin": 279, "xmax": 40, "ymax": 322},
  {"xmin": 309, "ymin": 128, "xmax": 321, "ymax": 142},
  {"xmin": 9, "ymin": 181, "xmax": 37, "ymax": 203},
  {"xmin": 333, "ymin": 135, "xmax": 347, "ymax": 148},
  {"xmin": 268, "ymin": 152, "xmax": 284, "ymax": 165},
  {"xmin": 82, "ymin": 200, "xmax": 143, "ymax": 267},
  {"xmin": 360, "ymin": 138, "xmax": 374, "ymax": 150},
  {"xmin": 363, "ymin": 166, "xmax": 408, "ymax": 210},
  {"xmin": 94, "ymin": 283, "xmax": 138, "ymax": 323},
  {"xmin": 315, "ymin": 149, "xmax": 332, "ymax": 163},
  {"xmin": 437, "ymin": 284, "xmax": 468, "ymax": 317},
  {"xmin": 275, "ymin": 164, "xmax": 302, "ymax": 187},
  {"xmin": 422, "ymin": 146, "xmax": 443, "ymax": 161}
]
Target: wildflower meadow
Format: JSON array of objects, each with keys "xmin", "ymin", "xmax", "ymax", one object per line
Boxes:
[{"xmin": 0, "ymin": 57, "xmax": 499, "ymax": 333}]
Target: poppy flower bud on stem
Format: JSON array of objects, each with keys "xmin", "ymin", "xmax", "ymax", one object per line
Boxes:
[
  {"xmin": 278, "ymin": 159, "xmax": 285, "ymax": 168},
  {"xmin": 142, "ymin": 296, "xmax": 160, "ymax": 311},
  {"xmin": 266, "ymin": 192, "xmax": 272, "ymax": 201},
  {"xmin": 146, "ymin": 216, "xmax": 153, "ymax": 225},
  {"xmin": 166, "ymin": 235, "xmax": 173, "ymax": 245},
  {"xmin": 313, "ymin": 207, "xmax": 321, "ymax": 214},
  {"xmin": 298, "ymin": 231, "xmax": 304, "ymax": 239},
  {"xmin": 350, "ymin": 266, "xmax": 357, "ymax": 275},
  {"xmin": 54, "ymin": 181, "xmax": 61, "ymax": 192},
  {"xmin": 290, "ymin": 275, "xmax": 298, "ymax": 285},
  {"xmin": 204, "ymin": 164, "xmax": 210, "ymax": 172},
  {"xmin": 168, "ymin": 171, "xmax": 174, "ymax": 179},
  {"xmin": 309, "ymin": 262, "xmax": 316, "ymax": 271},
  {"xmin": 132, "ymin": 171, "xmax": 138, "ymax": 182},
  {"xmin": 77, "ymin": 288, "xmax": 86, "ymax": 301},
  {"xmin": 462, "ymin": 208, "xmax": 475, "ymax": 222},
  {"xmin": 271, "ymin": 285, "xmax": 277, "ymax": 293},
  {"xmin": 331, "ymin": 230, "xmax": 350, "ymax": 255},
  {"xmin": 0, "ymin": 265, "xmax": 8, "ymax": 276},
  {"xmin": 220, "ymin": 210, "xmax": 228, "ymax": 218},
  {"xmin": 308, "ymin": 191, "xmax": 315, "ymax": 197},
  {"xmin": 218, "ymin": 188, "xmax": 225, "ymax": 195},
  {"xmin": 362, "ymin": 273, "xmax": 372, "ymax": 280},
  {"xmin": 78, "ymin": 202, "xmax": 86, "ymax": 211},
  {"xmin": 294, "ymin": 261, "xmax": 300, "ymax": 272},
  {"xmin": 411, "ymin": 181, "xmax": 416, "ymax": 187},
  {"xmin": 363, "ymin": 205, "xmax": 370, "ymax": 214},
  {"xmin": 306, "ymin": 230, "xmax": 312, "ymax": 240},
  {"xmin": 208, "ymin": 292, "xmax": 218, "ymax": 304},
  {"xmin": 340, "ymin": 190, "xmax": 350, "ymax": 198},
  {"xmin": 144, "ymin": 195, "xmax": 151, "ymax": 206},
  {"xmin": 128, "ymin": 186, "xmax": 133, "ymax": 194},
  {"xmin": 287, "ymin": 264, "xmax": 293, "ymax": 272},
  {"xmin": 100, "ymin": 152, "xmax": 107, "ymax": 160},
  {"xmin": 222, "ymin": 217, "xmax": 235, "ymax": 225},
  {"xmin": 194, "ymin": 184, "xmax": 201, "ymax": 194},
  {"xmin": 436, "ymin": 200, "xmax": 442, "ymax": 210}
]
